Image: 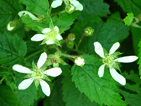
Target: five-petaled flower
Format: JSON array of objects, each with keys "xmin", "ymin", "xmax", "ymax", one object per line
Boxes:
[
  {"xmin": 31, "ymin": 26, "xmax": 63, "ymax": 45},
  {"xmin": 13, "ymin": 52, "xmax": 62, "ymax": 96},
  {"xmin": 94, "ymin": 42, "xmax": 138, "ymax": 85},
  {"xmin": 75, "ymin": 57, "xmax": 85, "ymax": 67},
  {"xmin": 51, "ymin": 0, "xmax": 83, "ymax": 11}
]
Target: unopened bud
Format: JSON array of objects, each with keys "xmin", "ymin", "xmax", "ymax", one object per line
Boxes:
[
  {"xmin": 75, "ymin": 57, "xmax": 85, "ymax": 67},
  {"xmin": 65, "ymin": 4, "xmax": 75, "ymax": 14},
  {"xmin": 66, "ymin": 41, "xmax": 74, "ymax": 48},
  {"xmin": 7, "ymin": 21, "xmax": 16, "ymax": 31},
  {"xmin": 67, "ymin": 33, "xmax": 75, "ymax": 41},
  {"xmin": 84, "ymin": 27, "xmax": 94, "ymax": 36}
]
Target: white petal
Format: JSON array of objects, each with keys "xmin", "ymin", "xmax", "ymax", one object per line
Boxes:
[
  {"xmin": 46, "ymin": 40, "xmax": 55, "ymax": 45},
  {"xmin": 70, "ymin": 0, "xmax": 83, "ymax": 11},
  {"xmin": 115, "ymin": 56, "xmax": 138, "ymax": 63},
  {"xmin": 18, "ymin": 11, "xmax": 39, "ymax": 21},
  {"xmin": 54, "ymin": 26, "xmax": 59, "ymax": 33},
  {"xmin": 13, "ymin": 64, "xmax": 32, "ymax": 73},
  {"xmin": 42, "ymin": 28, "xmax": 51, "ymax": 33},
  {"xmin": 37, "ymin": 52, "xmax": 47, "ymax": 69},
  {"xmin": 7, "ymin": 22, "xmax": 14, "ymax": 31},
  {"xmin": 98, "ymin": 64, "xmax": 105, "ymax": 77},
  {"xmin": 109, "ymin": 42, "xmax": 120, "ymax": 55},
  {"xmin": 51, "ymin": 0, "xmax": 63, "ymax": 8},
  {"xmin": 94, "ymin": 42, "xmax": 105, "ymax": 58},
  {"xmin": 31, "ymin": 34, "xmax": 46, "ymax": 41},
  {"xmin": 110, "ymin": 68, "xmax": 126, "ymax": 85},
  {"xmin": 56, "ymin": 34, "xmax": 63, "ymax": 40},
  {"xmin": 43, "ymin": 67, "xmax": 62, "ymax": 77},
  {"xmin": 18, "ymin": 78, "xmax": 34, "ymax": 90},
  {"xmin": 40, "ymin": 80, "xmax": 50, "ymax": 96}
]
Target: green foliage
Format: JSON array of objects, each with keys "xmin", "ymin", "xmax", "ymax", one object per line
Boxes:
[
  {"xmin": 71, "ymin": 18, "xmax": 129, "ymax": 54},
  {"xmin": 78, "ymin": 0, "xmax": 110, "ymax": 21},
  {"xmin": 120, "ymin": 71, "xmax": 141, "ymax": 106},
  {"xmin": 124, "ymin": 13, "xmax": 134, "ymax": 26},
  {"xmin": 0, "ymin": 32, "xmax": 27, "ymax": 66},
  {"xmin": 62, "ymin": 73, "xmax": 99, "ymax": 106},
  {"xmin": 114, "ymin": 0, "xmax": 141, "ymax": 16},
  {"xmin": 71, "ymin": 54, "xmax": 125, "ymax": 106},
  {"xmin": 138, "ymin": 40, "xmax": 141, "ymax": 75},
  {"xmin": 19, "ymin": 0, "xmax": 49, "ymax": 16}
]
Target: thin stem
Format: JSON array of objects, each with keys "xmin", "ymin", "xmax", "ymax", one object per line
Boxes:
[
  {"xmin": 61, "ymin": 53, "xmax": 77, "ymax": 59},
  {"xmin": 77, "ymin": 33, "xmax": 85, "ymax": 49},
  {"xmin": 51, "ymin": 10, "xmax": 66, "ymax": 17},
  {"xmin": 25, "ymin": 49, "xmax": 44, "ymax": 61}
]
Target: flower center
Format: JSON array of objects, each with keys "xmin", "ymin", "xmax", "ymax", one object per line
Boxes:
[
  {"xmin": 47, "ymin": 29, "xmax": 57, "ymax": 40},
  {"xmin": 102, "ymin": 55, "xmax": 116, "ymax": 68}
]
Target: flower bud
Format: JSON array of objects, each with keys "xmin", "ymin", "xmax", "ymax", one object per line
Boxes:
[
  {"xmin": 66, "ymin": 41, "xmax": 74, "ymax": 48},
  {"xmin": 67, "ymin": 33, "xmax": 75, "ymax": 41},
  {"xmin": 65, "ymin": 4, "xmax": 75, "ymax": 14},
  {"xmin": 7, "ymin": 21, "xmax": 16, "ymax": 31},
  {"xmin": 84, "ymin": 27, "xmax": 94, "ymax": 36},
  {"xmin": 75, "ymin": 57, "xmax": 85, "ymax": 67}
]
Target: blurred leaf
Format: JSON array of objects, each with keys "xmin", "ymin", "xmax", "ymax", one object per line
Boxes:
[
  {"xmin": 123, "ymin": 13, "xmax": 134, "ymax": 26},
  {"xmin": 114, "ymin": 0, "xmax": 141, "ymax": 16},
  {"xmin": 78, "ymin": 0, "xmax": 110, "ymax": 21},
  {"xmin": 0, "ymin": 85, "xmax": 19, "ymax": 106},
  {"xmin": 62, "ymin": 73, "xmax": 99, "ymax": 106},
  {"xmin": 71, "ymin": 54, "xmax": 125, "ymax": 106},
  {"xmin": 0, "ymin": 32, "xmax": 27, "ymax": 66},
  {"xmin": 120, "ymin": 70, "xmax": 141, "ymax": 106},
  {"xmin": 138, "ymin": 40, "xmax": 141, "ymax": 75}
]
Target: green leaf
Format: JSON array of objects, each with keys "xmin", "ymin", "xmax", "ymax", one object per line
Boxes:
[
  {"xmin": 19, "ymin": 0, "xmax": 49, "ymax": 16},
  {"xmin": 77, "ymin": 0, "xmax": 110, "ymax": 21},
  {"xmin": 71, "ymin": 54, "xmax": 125, "ymax": 106},
  {"xmin": 71, "ymin": 18, "xmax": 129, "ymax": 54},
  {"xmin": 123, "ymin": 13, "xmax": 134, "ymax": 26},
  {"xmin": 0, "ymin": 0, "xmax": 23, "ymax": 32},
  {"xmin": 120, "ymin": 70, "xmax": 141, "ymax": 106},
  {"xmin": 62, "ymin": 74, "xmax": 99, "ymax": 106},
  {"xmin": 0, "ymin": 32, "xmax": 27, "ymax": 66},
  {"xmin": 138, "ymin": 40, "xmax": 141, "ymax": 75},
  {"xmin": 0, "ymin": 85, "xmax": 19, "ymax": 106},
  {"xmin": 53, "ymin": 12, "xmax": 80, "ymax": 32},
  {"xmin": 114, "ymin": 0, "xmax": 141, "ymax": 16}
]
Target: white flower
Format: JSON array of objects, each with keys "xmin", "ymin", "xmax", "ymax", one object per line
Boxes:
[
  {"xmin": 18, "ymin": 11, "xmax": 39, "ymax": 21},
  {"xmin": 13, "ymin": 52, "xmax": 62, "ymax": 96},
  {"xmin": 51, "ymin": 0, "xmax": 83, "ymax": 11},
  {"xmin": 31, "ymin": 26, "xmax": 63, "ymax": 45},
  {"xmin": 75, "ymin": 57, "xmax": 85, "ymax": 66},
  {"xmin": 94, "ymin": 42, "xmax": 138, "ymax": 85}
]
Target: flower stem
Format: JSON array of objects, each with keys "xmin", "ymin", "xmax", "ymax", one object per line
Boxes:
[
  {"xmin": 76, "ymin": 33, "xmax": 85, "ymax": 50},
  {"xmin": 25, "ymin": 49, "xmax": 44, "ymax": 61},
  {"xmin": 51, "ymin": 10, "xmax": 66, "ymax": 17},
  {"xmin": 61, "ymin": 53, "xmax": 77, "ymax": 59}
]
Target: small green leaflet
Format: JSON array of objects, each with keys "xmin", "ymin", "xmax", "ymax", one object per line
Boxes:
[
  {"xmin": 0, "ymin": 32, "xmax": 27, "ymax": 66},
  {"xmin": 62, "ymin": 74, "xmax": 99, "ymax": 106},
  {"xmin": 71, "ymin": 54, "xmax": 125, "ymax": 106},
  {"xmin": 123, "ymin": 13, "xmax": 134, "ymax": 26}
]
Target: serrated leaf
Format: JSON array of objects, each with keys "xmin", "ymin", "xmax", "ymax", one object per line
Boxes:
[
  {"xmin": 119, "ymin": 70, "xmax": 141, "ymax": 106},
  {"xmin": 19, "ymin": 0, "xmax": 49, "ymax": 16},
  {"xmin": 71, "ymin": 18, "xmax": 129, "ymax": 54},
  {"xmin": 71, "ymin": 54, "xmax": 125, "ymax": 106},
  {"xmin": 62, "ymin": 74, "xmax": 99, "ymax": 106},
  {"xmin": 0, "ymin": 32, "xmax": 27, "ymax": 66},
  {"xmin": 114, "ymin": 0, "xmax": 141, "ymax": 16},
  {"xmin": 124, "ymin": 13, "xmax": 134, "ymax": 26},
  {"xmin": 77, "ymin": 0, "xmax": 110, "ymax": 21},
  {"xmin": 0, "ymin": 85, "xmax": 19, "ymax": 106},
  {"xmin": 52, "ymin": 12, "xmax": 80, "ymax": 32}
]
